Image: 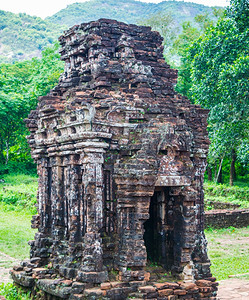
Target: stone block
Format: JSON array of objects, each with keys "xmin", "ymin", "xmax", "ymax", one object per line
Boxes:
[
  {"xmin": 158, "ymin": 289, "xmax": 174, "ymax": 296},
  {"xmin": 13, "ymin": 265, "xmax": 23, "ymax": 271},
  {"xmin": 69, "ymin": 294, "xmax": 84, "ymax": 300},
  {"xmin": 138, "ymin": 285, "xmax": 156, "ymax": 293},
  {"xmin": 100, "ymin": 282, "xmax": 111, "ymax": 290},
  {"xmin": 10, "ymin": 271, "xmax": 34, "ymax": 288},
  {"xmin": 72, "ymin": 282, "xmax": 86, "ymax": 294},
  {"xmin": 174, "ymin": 289, "xmax": 187, "ymax": 295},
  {"xmin": 168, "ymin": 296, "xmax": 177, "ymax": 300},
  {"xmin": 84, "ymin": 288, "xmax": 103, "ymax": 296},
  {"xmin": 154, "ymin": 283, "xmax": 169, "ymax": 290},
  {"xmin": 196, "ymin": 280, "xmax": 212, "ymax": 287},
  {"xmin": 77, "ymin": 271, "xmax": 108, "ymax": 283},
  {"xmin": 166, "ymin": 282, "xmax": 180, "ymax": 289},
  {"xmin": 36, "ymin": 279, "xmax": 72, "ymax": 298},
  {"xmin": 179, "ymin": 282, "xmax": 196, "ymax": 290}
]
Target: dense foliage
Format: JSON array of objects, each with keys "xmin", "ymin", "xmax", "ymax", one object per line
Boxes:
[
  {"xmin": 0, "ymin": 10, "xmax": 66, "ymax": 63},
  {"xmin": 0, "ymin": 0, "xmax": 248, "ymax": 186},
  {"xmin": 176, "ymin": 0, "xmax": 249, "ymax": 185},
  {"xmin": 0, "ymin": 44, "xmax": 64, "ymax": 168},
  {"xmin": 0, "ymin": 283, "xmax": 31, "ymax": 300}
]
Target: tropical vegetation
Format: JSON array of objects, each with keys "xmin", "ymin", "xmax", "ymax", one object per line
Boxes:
[
  {"xmin": 175, "ymin": 0, "xmax": 249, "ymax": 185},
  {"xmin": 0, "ymin": 43, "xmax": 63, "ymax": 170},
  {"xmin": 0, "ymin": 0, "xmax": 248, "ymax": 186},
  {"xmin": 0, "ymin": 10, "xmax": 66, "ymax": 63}
]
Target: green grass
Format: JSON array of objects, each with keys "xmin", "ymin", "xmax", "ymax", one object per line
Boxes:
[
  {"xmin": 0, "ymin": 204, "xmax": 36, "ymax": 259},
  {"xmin": 1, "ymin": 174, "xmax": 37, "ymax": 186},
  {"xmin": 0, "ymin": 174, "xmax": 38, "ymax": 213},
  {"xmin": 205, "ymin": 226, "xmax": 249, "ymax": 280}
]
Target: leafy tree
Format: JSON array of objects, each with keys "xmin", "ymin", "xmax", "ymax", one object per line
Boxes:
[
  {"xmin": 0, "ymin": 93, "xmax": 29, "ymax": 164},
  {"xmin": 173, "ymin": 9, "xmax": 224, "ymax": 96},
  {"xmin": 25, "ymin": 43, "xmax": 64, "ymax": 108},
  {"xmin": 0, "ymin": 43, "xmax": 64, "ymax": 165},
  {"xmin": 182, "ymin": 1, "xmax": 249, "ymax": 185},
  {"xmin": 173, "ymin": 22, "xmax": 200, "ymax": 97},
  {"xmin": 227, "ymin": 0, "xmax": 249, "ymax": 31},
  {"xmin": 0, "ymin": 60, "xmax": 34, "ymax": 163}
]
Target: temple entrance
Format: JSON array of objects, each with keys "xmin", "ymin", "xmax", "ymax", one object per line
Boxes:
[{"xmin": 143, "ymin": 188, "xmax": 176, "ymax": 271}]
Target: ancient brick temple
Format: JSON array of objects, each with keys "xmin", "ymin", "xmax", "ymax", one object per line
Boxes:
[{"xmin": 11, "ymin": 19, "xmax": 218, "ymax": 299}]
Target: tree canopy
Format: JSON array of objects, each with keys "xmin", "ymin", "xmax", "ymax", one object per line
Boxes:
[
  {"xmin": 176, "ymin": 0, "xmax": 249, "ymax": 184},
  {"xmin": 0, "ymin": 44, "xmax": 63, "ymax": 165},
  {"xmin": 0, "ymin": 0, "xmax": 248, "ymax": 184}
]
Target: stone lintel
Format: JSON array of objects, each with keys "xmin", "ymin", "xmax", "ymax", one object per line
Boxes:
[{"xmin": 155, "ymin": 175, "xmax": 191, "ymax": 186}]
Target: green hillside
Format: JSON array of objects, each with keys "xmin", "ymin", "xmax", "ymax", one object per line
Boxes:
[
  {"xmin": 0, "ymin": 10, "xmax": 66, "ymax": 63},
  {"xmin": 0, "ymin": 0, "xmax": 221, "ymax": 63},
  {"xmin": 157, "ymin": 1, "xmax": 214, "ymax": 25},
  {"xmin": 46, "ymin": 0, "xmax": 157, "ymax": 25},
  {"xmin": 47, "ymin": 0, "xmax": 215, "ymax": 27}
]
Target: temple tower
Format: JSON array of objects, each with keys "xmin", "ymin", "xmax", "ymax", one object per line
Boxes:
[{"xmin": 11, "ymin": 19, "xmax": 217, "ymax": 299}]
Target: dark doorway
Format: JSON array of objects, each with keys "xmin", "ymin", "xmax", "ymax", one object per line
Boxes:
[{"xmin": 143, "ymin": 188, "xmax": 174, "ymax": 271}]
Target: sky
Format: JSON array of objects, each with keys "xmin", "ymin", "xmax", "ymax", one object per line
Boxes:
[{"xmin": 0, "ymin": 0, "xmax": 230, "ymax": 19}]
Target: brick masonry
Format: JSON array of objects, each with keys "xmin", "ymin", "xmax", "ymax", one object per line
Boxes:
[
  {"xmin": 11, "ymin": 19, "xmax": 217, "ymax": 299},
  {"xmin": 205, "ymin": 209, "xmax": 249, "ymax": 229}
]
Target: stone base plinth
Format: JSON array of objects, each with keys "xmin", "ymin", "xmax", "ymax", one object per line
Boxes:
[{"xmin": 11, "ymin": 265, "xmax": 218, "ymax": 299}]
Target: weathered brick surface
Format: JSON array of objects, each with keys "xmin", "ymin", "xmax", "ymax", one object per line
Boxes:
[
  {"xmin": 158, "ymin": 288, "xmax": 173, "ymax": 296},
  {"xmin": 205, "ymin": 209, "xmax": 249, "ymax": 228},
  {"xmin": 11, "ymin": 18, "xmax": 216, "ymax": 299}
]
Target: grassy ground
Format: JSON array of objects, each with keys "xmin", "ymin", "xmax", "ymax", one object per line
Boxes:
[
  {"xmin": 0, "ymin": 174, "xmax": 37, "ymax": 261},
  {"xmin": 0, "ymin": 204, "xmax": 36, "ymax": 260},
  {"xmin": 205, "ymin": 226, "xmax": 249, "ymax": 280}
]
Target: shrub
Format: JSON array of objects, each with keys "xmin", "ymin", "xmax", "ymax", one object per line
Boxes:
[
  {"xmin": 0, "ymin": 283, "xmax": 30, "ymax": 300},
  {"xmin": 0, "ymin": 162, "xmax": 37, "ymax": 177},
  {"xmin": 204, "ymin": 182, "xmax": 249, "ymax": 208},
  {"xmin": 0, "ymin": 174, "xmax": 37, "ymax": 213}
]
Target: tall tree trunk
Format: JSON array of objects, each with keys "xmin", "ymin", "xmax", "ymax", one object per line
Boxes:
[
  {"xmin": 217, "ymin": 166, "xmax": 222, "ymax": 183},
  {"xmin": 230, "ymin": 149, "xmax": 236, "ymax": 186},
  {"xmin": 207, "ymin": 166, "xmax": 212, "ymax": 181},
  {"xmin": 216, "ymin": 157, "xmax": 223, "ymax": 184},
  {"xmin": 5, "ymin": 141, "xmax": 9, "ymax": 165},
  {"xmin": 0, "ymin": 143, "xmax": 4, "ymax": 164}
]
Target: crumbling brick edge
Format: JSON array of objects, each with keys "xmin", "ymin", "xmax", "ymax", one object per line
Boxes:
[
  {"xmin": 11, "ymin": 267, "xmax": 218, "ymax": 299},
  {"xmin": 205, "ymin": 209, "xmax": 249, "ymax": 229}
]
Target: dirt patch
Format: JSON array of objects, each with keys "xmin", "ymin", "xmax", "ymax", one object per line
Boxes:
[
  {"xmin": 0, "ymin": 252, "xmax": 19, "ymax": 284},
  {"xmin": 218, "ymin": 278, "xmax": 249, "ymax": 299},
  {"xmin": 215, "ymin": 236, "xmax": 249, "ymax": 246},
  {"xmin": 207, "ymin": 233, "xmax": 249, "ymax": 257}
]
